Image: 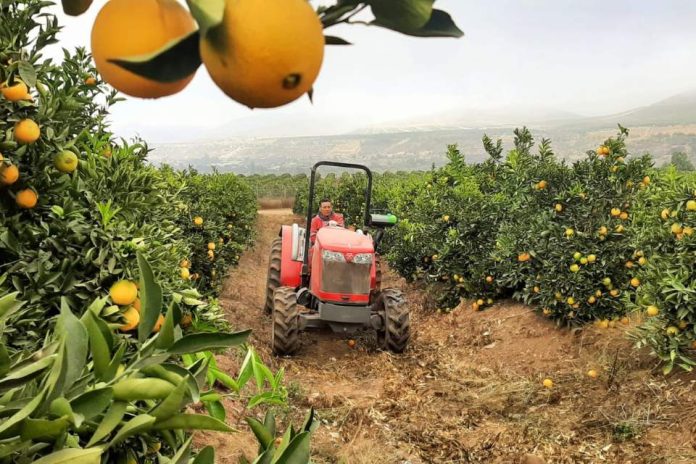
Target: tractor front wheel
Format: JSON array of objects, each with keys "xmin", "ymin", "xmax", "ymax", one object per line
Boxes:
[
  {"xmin": 272, "ymin": 286, "xmax": 300, "ymax": 356},
  {"xmin": 375, "ymin": 288, "xmax": 410, "ymax": 353}
]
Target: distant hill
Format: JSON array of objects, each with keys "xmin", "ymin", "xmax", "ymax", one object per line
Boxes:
[{"xmin": 149, "ymin": 91, "xmax": 696, "ymax": 174}]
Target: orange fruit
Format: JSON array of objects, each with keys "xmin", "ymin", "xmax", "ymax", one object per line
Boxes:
[
  {"xmin": 642, "ymin": 176, "xmax": 651, "ymax": 185},
  {"xmin": 542, "ymin": 378, "xmax": 553, "ymax": 388},
  {"xmin": 587, "ymin": 369, "xmax": 598, "ymax": 379},
  {"xmin": 207, "ymin": 242, "xmax": 216, "ymax": 251},
  {"xmin": 132, "ymin": 298, "xmax": 141, "ymax": 312},
  {"xmin": 537, "ymin": 180, "xmax": 548, "ymax": 189},
  {"xmin": 472, "ymin": 302, "xmax": 479, "ymax": 311},
  {"xmin": 0, "ymin": 164, "xmax": 19, "ymax": 185},
  {"xmin": 686, "ymin": 200, "xmax": 696, "ymax": 211},
  {"xmin": 15, "ymin": 189, "xmax": 38, "ymax": 209},
  {"xmin": 554, "ymin": 203, "xmax": 563, "ymax": 212},
  {"xmin": 193, "ymin": 216, "xmax": 203, "ymax": 226},
  {"xmin": 610, "ymin": 208, "xmax": 621, "ymax": 217},
  {"xmin": 646, "ymin": 305, "xmax": 659, "ymax": 317},
  {"xmin": 110, "ymin": 280, "xmax": 138, "ymax": 305},
  {"xmin": 619, "ymin": 212, "xmax": 629, "ymax": 220},
  {"xmin": 54, "ymin": 150, "xmax": 79, "ymax": 173},
  {"xmin": 625, "ymin": 260, "xmax": 634, "ymax": 269},
  {"xmin": 119, "ymin": 306, "xmax": 140, "ymax": 332},
  {"xmin": 1, "ymin": 79, "xmax": 28, "ymax": 102},
  {"xmin": 691, "ymin": 340, "xmax": 696, "ymax": 350},
  {"xmin": 180, "ymin": 313, "xmax": 193, "ymax": 328},
  {"xmin": 85, "ymin": 76, "xmax": 97, "ymax": 86},
  {"xmin": 485, "ymin": 275, "xmax": 494, "ymax": 283},
  {"xmin": 671, "ymin": 223, "xmax": 683, "ymax": 235},
  {"xmin": 630, "ymin": 277, "xmax": 640, "ymax": 288},
  {"xmin": 180, "ymin": 267, "xmax": 190, "ymax": 280},
  {"xmin": 200, "ymin": 0, "xmax": 324, "ymax": 108},
  {"xmin": 153, "ymin": 314, "xmax": 165, "ymax": 333},
  {"xmin": 14, "ymin": 119, "xmax": 40, "ymax": 144},
  {"xmin": 347, "ymin": 339, "xmax": 356, "ymax": 349},
  {"xmin": 91, "ymin": 0, "xmax": 197, "ymax": 98},
  {"xmin": 665, "ymin": 326, "xmax": 679, "ymax": 336}
]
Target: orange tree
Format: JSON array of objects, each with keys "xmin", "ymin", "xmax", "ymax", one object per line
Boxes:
[
  {"xmin": 384, "ymin": 127, "xmax": 653, "ymax": 321},
  {"xmin": 628, "ymin": 167, "xmax": 696, "ymax": 373},
  {"xmin": 172, "ymin": 168, "xmax": 256, "ymax": 299}
]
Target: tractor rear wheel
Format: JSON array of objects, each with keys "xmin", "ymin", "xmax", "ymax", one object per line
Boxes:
[
  {"xmin": 272, "ymin": 287, "xmax": 300, "ymax": 356},
  {"xmin": 264, "ymin": 237, "xmax": 282, "ymax": 314},
  {"xmin": 375, "ymin": 288, "xmax": 409, "ymax": 353}
]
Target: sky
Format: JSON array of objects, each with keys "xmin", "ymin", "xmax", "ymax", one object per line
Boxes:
[{"xmin": 47, "ymin": 0, "xmax": 696, "ymax": 142}]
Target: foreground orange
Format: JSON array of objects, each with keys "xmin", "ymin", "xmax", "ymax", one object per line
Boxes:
[
  {"xmin": 200, "ymin": 0, "xmax": 324, "ymax": 108},
  {"xmin": 91, "ymin": 0, "xmax": 197, "ymax": 98}
]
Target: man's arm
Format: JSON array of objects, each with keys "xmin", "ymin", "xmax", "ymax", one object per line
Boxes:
[{"xmin": 333, "ymin": 213, "xmax": 345, "ymax": 227}]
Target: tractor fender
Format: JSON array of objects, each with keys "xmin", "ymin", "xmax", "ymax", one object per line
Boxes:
[{"xmin": 280, "ymin": 225, "xmax": 303, "ymax": 288}]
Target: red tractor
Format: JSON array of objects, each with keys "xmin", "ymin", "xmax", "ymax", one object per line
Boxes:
[{"xmin": 265, "ymin": 161, "xmax": 410, "ymax": 356}]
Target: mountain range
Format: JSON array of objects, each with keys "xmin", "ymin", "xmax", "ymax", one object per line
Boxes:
[{"xmin": 148, "ymin": 90, "xmax": 696, "ymax": 174}]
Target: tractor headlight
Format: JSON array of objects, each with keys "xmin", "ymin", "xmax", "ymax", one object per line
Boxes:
[
  {"xmin": 352, "ymin": 253, "xmax": 373, "ymax": 265},
  {"xmin": 322, "ymin": 250, "xmax": 346, "ymax": 262}
]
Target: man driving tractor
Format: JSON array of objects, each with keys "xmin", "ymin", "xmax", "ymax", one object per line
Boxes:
[{"xmin": 310, "ymin": 198, "xmax": 345, "ymax": 243}]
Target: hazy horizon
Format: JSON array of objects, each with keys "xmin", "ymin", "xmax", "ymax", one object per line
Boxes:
[{"xmin": 47, "ymin": 0, "xmax": 696, "ymax": 143}]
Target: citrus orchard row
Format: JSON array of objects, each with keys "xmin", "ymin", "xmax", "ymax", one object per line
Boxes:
[{"xmin": 292, "ymin": 127, "xmax": 696, "ymax": 373}]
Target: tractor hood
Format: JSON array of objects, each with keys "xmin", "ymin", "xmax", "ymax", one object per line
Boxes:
[{"xmin": 316, "ymin": 227, "xmax": 373, "ymax": 254}]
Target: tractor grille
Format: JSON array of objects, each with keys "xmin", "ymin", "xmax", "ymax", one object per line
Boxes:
[{"xmin": 321, "ymin": 261, "xmax": 371, "ymax": 295}]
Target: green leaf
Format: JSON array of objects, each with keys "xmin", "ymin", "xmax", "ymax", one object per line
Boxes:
[
  {"xmin": 0, "ymin": 354, "xmax": 55, "ymax": 392},
  {"xmin": 169, "ymin": 435, "xmax": 193, "ymax": 464},
  {"xmin": 155, "ymin": 303, "xmax": 178, "ymax": 350},
  {"xmin": 109, "ymin": 414, "xmax": 156, "ymax": 446},
  {"xmin": 32, "ymin": 448, "xmax": 103, "ymax": 463},
  {"xmin": 57, "ymin": 299, "xmax": 88, "ymax": 390},
  {"xmin": 0, "ymin": 343, "xmax": 9, "ymax": 377},
  {"xmin": 137, "ymin": 252, "xmax": 164, "ymax": 342},
  {"xmin": 192, "ymin": 446, "xmax": 215, "ymax": 464},
  {"xmin": 152, "ymin": 413, "xmax": 235, "ymax": 432},
  {"xmin": 17, "ymin": 61, "xmax": 37, "ymax": 87},
  {"xmin": 112, "ymin": 378, "xmax": 176, "ymax": 401},
  {"xmin": 0, "ymin": 292, "xmax": 24, "ymax": 323},
  {"xmin": 325, "ymin": 36, "xmax": 352, "ymax": 45},
  {"xmin": 0, "ymin": 388, "xmax": 45, "ymax": 435},
  {"xmin": 273, "ymin": 432, "xmax": 311, "ymax": 464},
  {"xmin": 86, "ymin": 401, "xmax": 127, "ymax": 446},
  {"xmin": 110, "ymin": 31, "xmax": 201, "ymax": 85},
  {"xmin": 105, "ymin": 342, "xmax": 127, "ymax": 381},
  {"xmin": 62, "ymin": 0, "xmax": 93, "ymax": 16},
  {"xmin": 246, "ymin": 417, "xmax": 273, "ymax": 450},
  {"xmin": 150, "ymin": 381, "xmax": 189, "ymax": 421},
  {"xmin": 70, "ymin": 388, "xmax": 113, "ymax": 420},
  {"xmin": 168, "ymin": 330, "xmax": 251, "ymax": 355},
  {"xmin": 372, "ymin": 9, "xmax": 464, "ymax": 38},
  {"xmin": 186, "ymin": 0, "xmax": 225, "ymax": 36},
  {"xmin": 204, "ymin": 400, "xmax": 226, "ymax": 422},
  {"xmin": 370, "ymin": 0, "xmax": 434, "ymax": 30},
  {"xmin": 20, "ymin": 418, "xmax": 69, "ymax": 441},
  {"xmin": 82, "ymin": 311, "xmax": 111, "ymax": 381},
  {"xmin": 264, "ymin": 410, "xmax": 276, "ymax": 438},
  {"xmin": 301, "ymin": 408, "xmax": 317, "ymax": 433}
]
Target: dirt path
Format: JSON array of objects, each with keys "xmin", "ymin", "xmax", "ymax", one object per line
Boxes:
[{"xmin": 201, "ymin": 209, "xmax": 696, "ymax": 464}]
